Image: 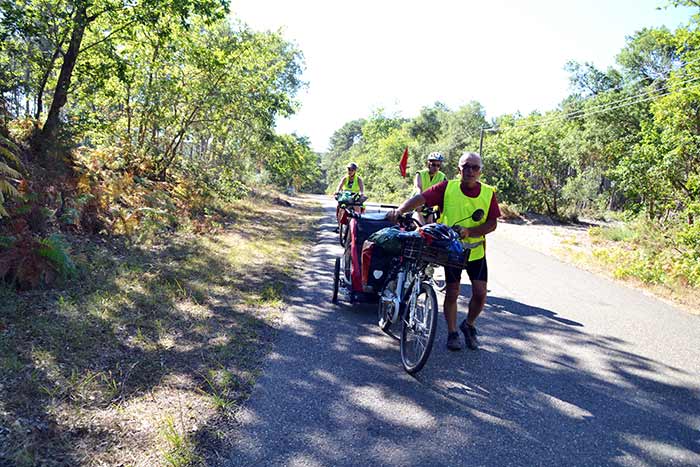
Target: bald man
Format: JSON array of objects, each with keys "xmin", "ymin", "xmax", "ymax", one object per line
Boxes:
[{"xmin": 387, "ymin": 152, "xmax": 500, "ymax": 351}]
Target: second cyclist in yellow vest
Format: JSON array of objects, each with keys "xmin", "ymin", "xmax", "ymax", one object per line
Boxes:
[
  {"xmin": 413, "ymin": 152, "xmax": 447, "ymax": 224},
  {"xmin": 387, "ymin": 152, "xmax": 501, "ymax": 352},
  {"xmin": 335, "ymin": 162, "xmax": 365, "ymax": 221}
]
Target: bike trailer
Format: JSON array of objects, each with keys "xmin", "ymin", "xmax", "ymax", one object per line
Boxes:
[{"xmin": 348, "ymin": 214, "xmax": 394, "ymax": 293}]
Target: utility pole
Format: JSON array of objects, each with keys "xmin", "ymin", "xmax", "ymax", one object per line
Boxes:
[{"xmin": 479, "ymin": 126, "xmax": 497, "ymax": 156}]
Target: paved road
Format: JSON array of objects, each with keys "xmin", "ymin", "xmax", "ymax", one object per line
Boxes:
[{"xmin": 223, "ymin": 195, "xmax": 700, "ymax": 467}]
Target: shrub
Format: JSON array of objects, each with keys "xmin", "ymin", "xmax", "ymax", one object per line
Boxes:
[
  {"xmin": 499, "ymin": 202, "xmax": 522, "ymax": 221},
  {"xmin": 589, "ymin": 224, "xmax": 637, "ymax": 242},
  {"xmin": 38, "ymin": 234, "xmax": 77, "ymax": 280}
]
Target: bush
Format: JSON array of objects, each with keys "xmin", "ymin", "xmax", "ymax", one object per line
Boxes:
[
  {"xmin": 589, "ymin": 224, "xmax": 637, "ymax": 242},
  {"xmin": 38, "ymin": 234, "xmax": 77, "ymax": 279},
  {"xmin": 0, "ymin": 233, "xmax": 76, "ymax": 289},
  {"xmin": 499, "ymin": 202, "xmax": 522, "ymax": 221}
]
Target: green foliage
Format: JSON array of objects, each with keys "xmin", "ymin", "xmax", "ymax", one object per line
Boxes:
[
  {"xmin": 1, "ymin": 0, "xmax": 308, "ymax": 198},
  {"xmin": 263, "ymin": 134, "xmax": 322, "ymax": 192},
  {"xmin": 159, "ymin": 415, "xmax": 201, "ymax": 467},
  {"xmin": 590, "ymin": 208, "xmax": 700, "ymax": 288},
  {"xmin": 589, "ymin": 224, "xmax": 638, "ymax": 242},
  {"xmin": 38, "ymin": 234, "xmax": 77, "ymax": 279},
  {"xmin": 212, "ymin": 168, "xmax": 251, "ymax": 201},
  {"xmin": 0, "ymin": 235, "xmax": 16, "ymax": 248},
  {"xmin": 408, "ymin": 103, "xmax": 447, "ymax": 144},
  {"xmin": 562, "ymin": 167, "xmax": 607, "ymax": 215},
  {"xmin": 0, "ymin": 132, "xmax": 21, "ymax": 217}
]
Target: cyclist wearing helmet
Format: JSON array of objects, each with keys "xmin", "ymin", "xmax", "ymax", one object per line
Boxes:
[
  {"xmin": 415, "ymin": 152, "xmax": 447, "ymax": 193},
  {"xmin": 335, "ymin": 162, "xmax": 364, "ymax": 197},
  {"xmin": 334, "ymin": 162, "xmax": 365, "ymax": 225},
  {"xmin": 387, "ymin": 152, "xmax": 500, "ymax": 352},
  {"xmin": 414, "ymin": 152, "xmax": 447, "ymax": 224}
]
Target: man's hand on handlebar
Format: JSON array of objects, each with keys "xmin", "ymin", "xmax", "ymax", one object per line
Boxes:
[
  {"xmin": 453, "ymin": 225, "xmax": 470, "ymax": 239},
  {"xmin": 386, "ymin": 209, "xmax": 418, "ymax": 229},
  {"xmin": 386, "ymin": 208, "xmax": 400, "ymax": 223}
]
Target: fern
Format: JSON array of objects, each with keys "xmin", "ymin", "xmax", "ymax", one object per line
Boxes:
[
  {"xmin": 0, "ymin": 134, "xmax": 22, "ymax": 218},
  {"xmin": 0, "ymin": 146, "xmax": 21, "ymax": 168},
  {"xmin": 38, "ymin": 234, "xmax": 77, "ymax": 279}
]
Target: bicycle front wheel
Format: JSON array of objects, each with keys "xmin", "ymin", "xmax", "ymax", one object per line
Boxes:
[{"xmin": 400, "ymin": 281, "xmax": 438, "ymax": 374}]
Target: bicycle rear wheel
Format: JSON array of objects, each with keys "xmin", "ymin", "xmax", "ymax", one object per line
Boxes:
[{"xmin": 400, "ymin": 281, "xmax": 438, "ymax": 374}]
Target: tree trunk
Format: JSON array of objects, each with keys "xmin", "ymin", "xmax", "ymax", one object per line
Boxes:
[
  {"xmin": 38, "ymin": 3, "xmax": 89, "ymax": 152},
  {"xmin": 35, "ymin": 45, "xmax": 64, "ymax": 120}
]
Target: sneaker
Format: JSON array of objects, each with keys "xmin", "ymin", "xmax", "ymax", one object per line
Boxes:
[
  {"xmin": 459, "ymin": 320, "xmax": 479, "ymax": 350},
  {"xmin": 446, "ymin": 331, "xmax": 462, "ymax": 351}
]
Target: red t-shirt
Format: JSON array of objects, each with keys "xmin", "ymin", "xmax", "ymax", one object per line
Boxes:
[{"xmin": 422, "ymin": 181, "xmax": 501, "ymax": 220}]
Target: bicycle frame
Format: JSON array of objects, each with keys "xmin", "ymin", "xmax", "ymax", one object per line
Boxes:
[{"xmin": 383, "ymin": 255, "xmax": 429, "ymax": 325}]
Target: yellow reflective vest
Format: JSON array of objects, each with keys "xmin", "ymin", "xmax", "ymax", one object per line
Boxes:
[
  {"xmin": 440, "ymin": 180, "xmax": 495, "ymax": 261},
  {"xmin": 344, "ymin": 174, "xmax": 361, "ymax": 193},
  {"xmin": 418, "ymin": 169, "xmax": 446, "ymax": 192}
]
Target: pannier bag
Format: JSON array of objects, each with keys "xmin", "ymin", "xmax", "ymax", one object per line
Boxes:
[
  {"xmin": 349, "ymin": 214, "xmax": 394, "ymax": 292},
  {"xmin": 361, "ymin": 240, "xmax": 393, "ymax": 292},
  {"xmin": 367, "ymin": 226, "xmax": 404, "ymax": 255}
]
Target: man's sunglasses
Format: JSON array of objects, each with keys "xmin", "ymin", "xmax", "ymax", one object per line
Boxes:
[
  {"xmin": 460, "ymin": 164, "xmax": 481, "ymax": 171},
  {"xmin": 428, "ymin": 162, "xmax": 441, "ymax": 166}
]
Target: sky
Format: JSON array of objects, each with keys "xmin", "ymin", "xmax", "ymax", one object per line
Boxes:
[{"xmin": 229, "ymin": 0, "xmax": 696, "ymax": 152}]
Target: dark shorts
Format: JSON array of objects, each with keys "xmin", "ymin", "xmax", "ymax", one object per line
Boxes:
[{"xmin": 445, "ymin": 257, "xmax": 488, "ymax": 284}]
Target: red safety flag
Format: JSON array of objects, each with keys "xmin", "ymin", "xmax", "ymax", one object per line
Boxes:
[{"xmin": 399, "ymin": 146, "xmax": 409, "ymax": 178}]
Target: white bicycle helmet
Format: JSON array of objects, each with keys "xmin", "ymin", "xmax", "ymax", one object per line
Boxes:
[{"xmin": 427, "ymin": 152, "xmax": 444, "ymax": 162}]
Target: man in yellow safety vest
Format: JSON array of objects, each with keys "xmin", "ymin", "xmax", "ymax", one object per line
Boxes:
[{"xmin": 387, "ymin": 152, "xmax": 501, "ymax": 351}]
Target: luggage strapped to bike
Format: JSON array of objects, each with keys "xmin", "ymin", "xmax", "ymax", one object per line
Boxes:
[{"xmin": 401, "ymin": 236, "xmax": 471, "ymax": 269}]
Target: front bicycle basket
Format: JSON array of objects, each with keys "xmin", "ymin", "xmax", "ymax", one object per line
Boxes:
[
  {"xmin": 401, "ymin": 235, "xmax": 424, "ymax": 261},
  {"xmin": 401, "ymin": 235, "xmax": 468, "ymax": 269},
  {"xmin": 420, "ymin": 245, "xmax": 468, "ymax": 269}
]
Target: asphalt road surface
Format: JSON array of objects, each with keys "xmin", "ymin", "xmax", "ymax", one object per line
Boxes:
[{"xmin": 223, "ymin": 195, "xmax": 700, "ymax": 467}]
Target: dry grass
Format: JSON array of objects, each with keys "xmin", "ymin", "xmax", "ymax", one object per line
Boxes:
[{"xmin": 0, "ymin": 191, "xmax": 321, "ymax": 466}]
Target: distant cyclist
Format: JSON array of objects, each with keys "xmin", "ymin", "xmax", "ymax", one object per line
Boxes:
[
  {"xmin": 334, "ymin": 162, "xmax": 365, "ymax": 228},
  {"xmin": 413, "ymin": 152, "xmax": 446, "ymax": 224}
]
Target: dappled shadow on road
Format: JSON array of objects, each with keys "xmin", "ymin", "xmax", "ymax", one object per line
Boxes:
[
  {"xmin": 482, "ymin": 289, "xmax": 584, "ymax": 327},
  {"xmin": 223, "ymin": 199, "xmax": 700, "ymax": 467}
]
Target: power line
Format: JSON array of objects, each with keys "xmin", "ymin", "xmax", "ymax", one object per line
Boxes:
[
  {"xmin": 475, "ymin": 54, "xmax": 700, "ymax": 135},
  {"xmin": 569, "ymin": 53, "xmax": 700, "ymax": 98},
  {"xmin": 484, "ymin": 75, "xmax": 700, "ymax": 134},
  {"xmin": 518, "ymin": 77, "xmax": 700, "ymax": 128}
]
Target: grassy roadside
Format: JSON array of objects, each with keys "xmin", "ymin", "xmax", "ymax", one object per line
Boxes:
[
  {"xmin": 0, "ymin": 192, "xmax": 322, "ymax": 466},
  {"xmin": 561, "ymin": 227, "xmax": 700, "ymax": 315},
  {"xmin": 497, "ymin": 218, "xmax": 700, "ymax": 315}
]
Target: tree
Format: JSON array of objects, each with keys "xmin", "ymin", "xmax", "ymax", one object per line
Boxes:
[
  {"xmin": 20, "ymin": 0, "xmax": 230, "ymax": 157},
  {"xmin": 407, "ymin": 102, "xmax": 447, "ymax": 144}
]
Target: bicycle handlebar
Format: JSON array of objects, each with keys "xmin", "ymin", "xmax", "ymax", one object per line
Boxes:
[
  {"xmin": 393, "ymin": 212, "xmax": 422, "ymax": 230},
  {"xmin": 334, "ymin": 191, "xmax": 367, "ymax": 206}
]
